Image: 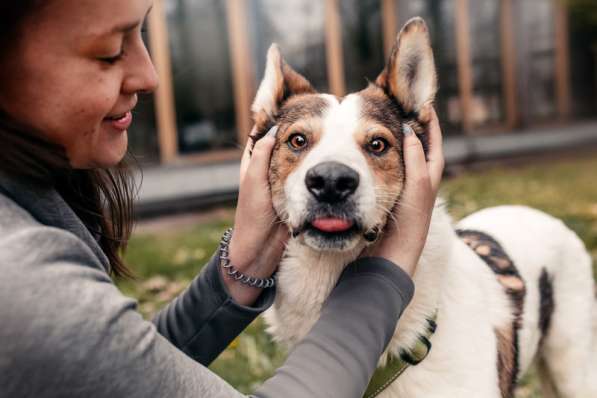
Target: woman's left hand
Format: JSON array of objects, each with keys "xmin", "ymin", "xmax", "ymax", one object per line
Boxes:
[
  {"xmin": 225, "ymin": 126, "xmax": 288, "ymax": 306},
  {"xmin": 363, "ymin": 107, "xmax": 444, "ymax": 276}
]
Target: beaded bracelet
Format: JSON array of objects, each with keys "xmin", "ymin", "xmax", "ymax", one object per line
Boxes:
[{"xmin": 219, "ymin": 228, "xmax": 276, "ymax": 289}]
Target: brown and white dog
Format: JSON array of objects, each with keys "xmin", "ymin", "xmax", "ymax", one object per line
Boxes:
[{"xmin": 250, "ymin": 18, "xmax": 597, "ymax": 398}]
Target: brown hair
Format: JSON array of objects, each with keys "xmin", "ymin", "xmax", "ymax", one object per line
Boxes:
[{"xmin": 0, "ymin": 2, "xmax": 135, "ymax": 279}]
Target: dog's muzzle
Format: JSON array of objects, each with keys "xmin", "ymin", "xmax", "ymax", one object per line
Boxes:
[{"xmin": 294, "ymin": 161, "xmax": 365, "ymax": 251}]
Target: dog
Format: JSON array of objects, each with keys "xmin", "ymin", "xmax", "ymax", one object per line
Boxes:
[{"xmin": 249, "ymin": 17, "xmax": 597, "ymax": 398}]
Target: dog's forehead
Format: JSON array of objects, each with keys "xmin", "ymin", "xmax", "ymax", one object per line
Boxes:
[
  {"xmin": 320, "ymin": 94, "xmax": 362, "ymax": 137},
  {"xmin": 320, "ymin": 90, "xmax": 403, "ymax": 139}
]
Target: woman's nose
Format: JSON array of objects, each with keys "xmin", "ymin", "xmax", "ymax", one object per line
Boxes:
[{"xmin": 122, "ymin": 42, "xmax": 159, "ymax": 95}]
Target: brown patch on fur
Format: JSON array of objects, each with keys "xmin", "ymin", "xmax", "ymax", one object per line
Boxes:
[
  {"xmin": 497, "ymin": 275, "xmax": 525, "ymax": 292},
  {"xmin": 253, "ymin": 94, "xmax": 327, "ymax": 141},
  {"xmin": 359, "ymin": 85, "xmax": 404, "ymax": 137},
  {"xmin": 276, "ymin": 95, "xmax": 329, "ymax": 129},
  {"xmin": 358, "ymin": 84, "xmax": 430, "ymax": 155},
  {"xmin": 354, "ymin": 120, "xmax": 403, "ymax": 211},
  {"xmin": 495, "ymin": 328, "xmax": 517, "ymax": 398},
  {"xmin": 456, "ymin": 229, "xmax": 526, "ymax": 398}
]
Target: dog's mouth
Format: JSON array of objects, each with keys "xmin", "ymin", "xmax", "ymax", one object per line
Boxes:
[
  {"xmin": 310, "ymin": 217, "xmax": 354, "ymax": 233},
  {"xmin": 306, "ymin": 217, "xmax": 360, "ymax": 242},
  {"xmin": 291, "ymin": 204, "xmax": 365, "ymax": 251},
  {"xmin": 303, "ymin": 219, "xmax": 361, "ymax": 251}
]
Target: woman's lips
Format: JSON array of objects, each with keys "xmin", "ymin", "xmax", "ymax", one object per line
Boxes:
[
  {"xmin": 311, "ymin": 218, "xmax": 354, "ymax": 233},
  {"xmin": 104, "ymin": 112, "xmax": 133, "ymax": 131}
]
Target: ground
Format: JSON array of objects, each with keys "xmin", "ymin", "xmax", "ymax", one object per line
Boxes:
[{"xmin": 118, "ymin": 153, "xmax": 597, "ymax": 396}]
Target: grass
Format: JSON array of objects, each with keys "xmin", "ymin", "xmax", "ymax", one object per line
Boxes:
[{"xmin": 119, "ymin": 154, "xmax": 597, "ymax": 396}]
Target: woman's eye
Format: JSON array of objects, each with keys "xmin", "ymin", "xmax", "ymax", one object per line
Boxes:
[
  {"xmin": 368, "ymin": 138, "xmax": 389, "ymax": 154},
  {"xmin": 288, "ymin": 133, "xmax": 308, "ymax": 150},
  {"xmin": 99, "ymin": 49, "xmax": 125, "ymax": 65}
]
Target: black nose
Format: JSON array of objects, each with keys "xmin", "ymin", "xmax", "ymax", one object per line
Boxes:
[{"xmin": 305, "ymin": 161, "xmax": 360, "ymax": 203}]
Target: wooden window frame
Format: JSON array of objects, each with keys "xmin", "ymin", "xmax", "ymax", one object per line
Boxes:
[
  {"xmin": 500, "ymin": 0, "xmax": 519, "ymax": 129},
  {"xmin": 147, "ymin": 2, "xmax": 178, "ymax": 163},
  {"xmin": 454, "ymin": 0, "xmax": 474, "ymax": 134},
  {"xmin": 226, "ymin": 0, "xmax": 256, "ymax": 147},
  {"xmin": 325, "ymin": 0, "xmax": 346, "ymax": 97},
  {"xmin": 381, "ymin": 0, "xmax": 398, "ymax": 60}
]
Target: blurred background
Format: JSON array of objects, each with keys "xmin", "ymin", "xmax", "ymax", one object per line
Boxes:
[
  {"xmin": 120, "ymin": 1, "xmax": 597, "ymax": 397},
  {"xmin": 131, "ymin": 0, "xmax": 596, "ymax": 215}
]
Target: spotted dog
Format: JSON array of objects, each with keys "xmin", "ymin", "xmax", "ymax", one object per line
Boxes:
[{"xmin": 250, "ymin": 17, "xmax": 597, "ymax": 398}]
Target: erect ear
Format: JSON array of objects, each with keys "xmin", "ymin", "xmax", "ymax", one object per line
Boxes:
[
  {"xmin": 251, "ymin": 44, "xmax": 316, "ymax": 130},
  {"xmin": 376, "ymin": 17, "xmax": 437, "ymax": 123}
]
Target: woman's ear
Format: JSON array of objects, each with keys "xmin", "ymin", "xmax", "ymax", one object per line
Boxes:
[
  {"xmin": 251, "ymin": 44, "xmax": 316, "ymax": 135},
  {"xmin": 375, "ymin": 17, "xmax": 437, "ymax": 123}
]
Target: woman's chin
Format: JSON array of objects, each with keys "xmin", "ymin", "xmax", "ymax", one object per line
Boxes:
[
  {"xmin": 98, "ymin": 133, "xmax": 129, "ymax": 167},
  {"xmin": 70, "ymin": 132, "xmax": 129, "ymax": 169}
]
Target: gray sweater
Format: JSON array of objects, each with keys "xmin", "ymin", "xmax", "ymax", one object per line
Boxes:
[{"xmin": 0, "ymin": 174, "xmax": 414, "ymax": 398}]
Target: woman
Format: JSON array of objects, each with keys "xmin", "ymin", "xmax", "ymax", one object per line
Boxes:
[{"xmin": 0, "ymin": 1, "xmax": 444, "ymax": 397}]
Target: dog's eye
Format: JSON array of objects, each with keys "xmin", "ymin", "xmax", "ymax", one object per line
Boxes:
[
  {"xmin": 368, "ymin": 138, "xmax": 389, "ymax": 154},
  {"xmin": 288, "ymin": 133, "xmax": 308, "ymax": 150}
]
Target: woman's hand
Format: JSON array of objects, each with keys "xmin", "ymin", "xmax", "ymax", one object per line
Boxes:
[
  {"xmin": 364, "ymin": 107, "xmax": 444, "ymax": 276},
  {"xmin": 225, "ymin": 126, "xmax": 289, "ymax": 305}
]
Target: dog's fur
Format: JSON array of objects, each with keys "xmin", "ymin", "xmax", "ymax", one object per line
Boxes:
[{"xmin": 250, "ymin": 17, "xmax": 597, "ymax": 398}]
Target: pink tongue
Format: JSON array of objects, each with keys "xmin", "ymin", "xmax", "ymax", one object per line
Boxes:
[{"xmin": 312, "ymin": 218, "xmax": 353, "ymax": 232}]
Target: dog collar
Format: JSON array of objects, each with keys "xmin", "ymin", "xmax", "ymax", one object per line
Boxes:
[{"xmin": 363, "ymin": 313, "xmax": 437, "ymax": 398}]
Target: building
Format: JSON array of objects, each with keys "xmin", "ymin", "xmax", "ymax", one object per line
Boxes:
[{"xmin": 130, "ymin": 0, "xmax": 596, "ymax": 167}]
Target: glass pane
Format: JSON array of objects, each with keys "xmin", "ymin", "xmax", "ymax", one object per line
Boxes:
[
  {"xmin": 569, "ymin": 6, "xmax": 597, "ymax": 118},
  {"xmin": 248, "ymin": 0, "xmax": 328, "ymax": 92},
  {"xmin": 166, "ymin": 0, "xmax": 237, "ymax": 154},
  {"xmin": 128, "ymin": 30, "xmax": 159, "ymax": 165},
  {"xmin": 397, "ymin": 0, "xmax": 461, "ymax": 135},
  {"xmin": 340, "ymin": 0, "xmax": 385, "ymax": 93},
  {"xmin": 469, "ymin": 0, "xmax": 504, "ymax": 128},
  {"xmin": 519, "ymin": 0, "xmax": 557, "ymax": 122}
]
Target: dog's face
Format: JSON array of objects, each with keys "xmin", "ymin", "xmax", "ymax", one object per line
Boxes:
[{"xmin": 251, "ymin": 18, "xmax": 437, "ymax": 252}]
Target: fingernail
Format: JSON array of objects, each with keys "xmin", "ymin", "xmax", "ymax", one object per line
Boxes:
[
  {"xmin": 266, "ymin": 125, "xmax": 279, "ymax": 138},
  {"xmin": 403, "ymin": 124, "xmax": 414, "ymax": 136}
]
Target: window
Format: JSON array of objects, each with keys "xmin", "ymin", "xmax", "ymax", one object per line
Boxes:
[
  {"xmin": 248, "ymin": 0, "xmax": 328, "ymax": 92},
  {"xmin": 518, "ymin": 0, "xmax": 557, "ymax": 122},
  {"xmin": 340, "ymin": 0, "xmax": 385, "ymax": 93},
  {"xmin": 166, "ymin": 0, "xmax": 237, "ymax": 154},
  {"xmin": 469, "ymin": 0, "xmax": 504, "ymax": 128}
]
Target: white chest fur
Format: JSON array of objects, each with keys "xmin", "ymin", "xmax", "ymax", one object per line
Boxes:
[{"xmin": 265, "ymin": 203, "xmax": 454, "ymax": 355}]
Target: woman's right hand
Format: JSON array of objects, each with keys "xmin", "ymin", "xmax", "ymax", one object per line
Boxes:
[
  {"xmin": 225, "ymin": 126, "xmax": 289, "ymax": 305},
  {"xmin": 364, "ymin": 107, "xmax": 444, "ymax": 276}
]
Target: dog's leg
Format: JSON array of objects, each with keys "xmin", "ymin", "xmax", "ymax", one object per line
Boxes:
[
  {"xmin": 538, "ymin": 233, "xmax": 596, "ymax": 398},
  {"xmin": 537, "ymin": 359, "xmax": 560, "ymax": 398}
]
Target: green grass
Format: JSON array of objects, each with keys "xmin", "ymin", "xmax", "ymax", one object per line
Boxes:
[{"xmin": 119, "ymin": 154, "xmax": 597, "ymax": 396}]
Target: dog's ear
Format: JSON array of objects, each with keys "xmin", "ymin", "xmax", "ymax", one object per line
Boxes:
[
  {"xmin": 252, "ymin": 44, "xmax": 316, "ymax": 131},
  {"xmin": 376, "ymin": 17, "xmax": 437, "ymax": 123}
]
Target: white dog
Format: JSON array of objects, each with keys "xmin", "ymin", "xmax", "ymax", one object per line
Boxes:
[{"xmin": 249, "ymin": 17, "xmax": 597, "ymax": 398}]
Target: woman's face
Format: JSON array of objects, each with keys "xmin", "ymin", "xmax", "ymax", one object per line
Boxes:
[{"xmin": 0, "ymin": 0, "xmax": 158, "ymax": 168}]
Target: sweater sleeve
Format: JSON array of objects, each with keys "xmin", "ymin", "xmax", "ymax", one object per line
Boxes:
[
  {"xmin": 254, "ymin": 257, "xmax": 414, "ymax": 398},
  {"xmin": 152, "ymin": 254, "xmax": 275, "ymax": 365},
  {"xmin": 0, "ymin": 224, "xmax": 413, "ymax": 398}
]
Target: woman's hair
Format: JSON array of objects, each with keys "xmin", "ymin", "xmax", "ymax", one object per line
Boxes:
[{"xmin": 0, "ymin": 1, "xmax": 135, "ymax": 279}]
